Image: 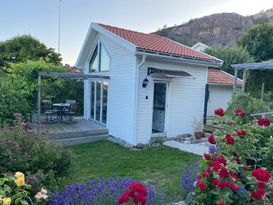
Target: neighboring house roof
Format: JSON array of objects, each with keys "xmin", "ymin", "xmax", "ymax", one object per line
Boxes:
[
  {"xmin": 208, "ymin": 69, "xmax": 242, "ymax": 86},
  {"xmin": 191, "ymin": 42, "xmax": 210, "ymax": 52},
  {"xmin": 97, "ymin": 23, "xmax": 222, "ymax": 64}
]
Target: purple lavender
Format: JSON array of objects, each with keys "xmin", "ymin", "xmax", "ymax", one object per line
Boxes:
[
  {"xmin": 48, "ymin": 177, "xmax": 165, "ymax": 205},
  {"xmin": 208, "ymin": 145, "xmax": 217, "ymax": 154},
  {"xmin": 181, "ymin": 163, "xmax": 200, "ymax": 193}
]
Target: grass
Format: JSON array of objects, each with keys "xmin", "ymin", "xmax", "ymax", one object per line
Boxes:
[{"xmin": 62, "ymin": 140, "xmax": 201, "ymax": 202}]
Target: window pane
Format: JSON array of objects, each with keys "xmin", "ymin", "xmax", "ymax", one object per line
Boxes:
[
  {"xmin": 102, "ymin": 81, "xmax": 108, "ymax": 124},
  {"xmin": 96, "ymin": 82, "xmax": 101, "ymax": 121},
  {"xmin": 89, "ymin": 46, "xmax": 99, "ymax": 72},
  {"xmin": 90, "ymin": 81, "xmax": 95, "ymax": 119},
  {"xmin": 100, "ymin": 44, "xmax": 110, "ymax": 71}
]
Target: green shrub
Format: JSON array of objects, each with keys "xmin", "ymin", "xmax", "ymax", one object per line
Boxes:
[
  {"xmin": 226, "ymin": 92, "xmax": 269, "ymax": 120},
  {"xmin": 0, "ymin": 119, "xmax": 74, "ymax": 190}
]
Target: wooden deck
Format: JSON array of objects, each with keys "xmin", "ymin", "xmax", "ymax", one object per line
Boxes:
[
  {"xmin": 47, "ymin": 117, "xmax": 106, "ymax": 134},
  {"xmin": 43, "ymin": 117, "xmax": 109, "ymax": 146}
]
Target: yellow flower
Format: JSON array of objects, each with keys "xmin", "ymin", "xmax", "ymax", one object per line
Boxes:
[
  {"xmin": 3, "ymin": 197, "xmax": 11, "ymax": 205},
  {"xmin": 15, "ymin": 176, "xmax": 25, "ymax": 186},
  {"xmin": 15, "ymin": 172, "xmax": 24, "ymax": 178}
]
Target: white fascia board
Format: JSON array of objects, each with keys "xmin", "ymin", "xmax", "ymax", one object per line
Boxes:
[
  {"xmin": 136, "ymin": 51, "xmax": 222, "ymax": 68},
  {"xmin": 76, "ymin": 22, "xmax": 137, "ymax": 68}
]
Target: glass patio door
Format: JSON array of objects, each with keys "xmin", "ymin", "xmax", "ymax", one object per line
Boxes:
[{"xmin": 90, "ymin": 81, "xmax": 108, "ymax": 125}]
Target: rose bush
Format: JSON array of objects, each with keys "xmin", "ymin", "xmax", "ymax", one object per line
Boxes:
[
  {"xmin": 0, "ymin": 115, "xmax": 74, "ymax": 191},
  {"xmin": 0, "ymin": 172, "xmax": 48, "ymax": 205},
  {"xmin": 187, "ymin": 107, "xmax": 273, "ymax": 205}
]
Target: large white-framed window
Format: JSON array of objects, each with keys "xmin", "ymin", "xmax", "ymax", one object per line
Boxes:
[
  {"xmin": 89, "ymin": 42, "xmax": 110, "ymax": 73},
  {"xmin": 90, "ymin": 80, "xmax": 108, "ymax": 125}
]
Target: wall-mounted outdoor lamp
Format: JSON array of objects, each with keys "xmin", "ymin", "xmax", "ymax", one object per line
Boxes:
[{"xmin": 142, "ymin": 78, "xmax": 149, "ymax": 88}]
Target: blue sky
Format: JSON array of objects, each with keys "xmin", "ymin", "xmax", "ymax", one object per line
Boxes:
[{"xmin": 1, "ymin": 0, "xmax": 273, "ymax": 65}]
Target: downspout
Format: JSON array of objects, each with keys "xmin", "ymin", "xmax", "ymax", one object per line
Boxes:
[{"xmin": 133, "ymin": 55, "xmax": 146, "ymax": 145}]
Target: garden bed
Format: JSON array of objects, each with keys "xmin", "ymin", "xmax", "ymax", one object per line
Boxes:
[{"xmin": 61, "ymin": 140, "xmax": 201, "ymax": 202}]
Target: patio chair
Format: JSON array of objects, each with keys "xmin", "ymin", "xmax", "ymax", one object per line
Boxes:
[
  {"xmin": 64, "ymin": 102, "xmax": 78, "ymax": 122},
  {"xmin": 41, "ymin": 100, "xmax": 58, "ymax": 123}
]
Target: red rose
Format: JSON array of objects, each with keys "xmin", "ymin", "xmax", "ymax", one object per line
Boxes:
[
  {"xmin": 231, "ymin": 183, "xmax": 240, "ymax": 191},
  {"xmin": 225, "ymin": 134, "xmax": 235, "ymax": 145},
  {"xmin": 237, "ymin": 130, "xmax": 247, "ymax": 136},
  {"xmin": 208, "ymin": 134, "xmax": 216, "ymax": 144},
  {"xmin": 257, "ymin": 182, "xmax": 267, "ymax": 189},
  {"xmin": 219, "ymin": 167, "xmax": 229, "ymax": 178},
  {"xmin": 229, "ymin": 171, "xmax": 239, "ymax": 181},
  {"xmin": 204, "ymin": 153, "xmax": 211, "ymax": 160},
  {"xmin": 212, "ymin": 179, "xmax": 220, "ymax": 186},
  {"xmin": 198, "ymin": 180, "xmax": 206, "ymax": 192},
  {"xmin": 211, "ymin": 161, "xmax": 221, "ymax": 171},
  {"xmin": 252, "ymin": 168, "xmax": 271, "ymax": 183},
  {"xmin": 228, "ymin": 121, "xmax": 235, "ymax": 126},
  {"xmin": 244, "ymin": 166, "xmax": 249, "ymax": 172},
  {"xmin": 217, "ymin": 202, "xmax": 226, "ymax": 205},
  {"xmin": 258, "ymin": 118, "xmax": 270, "ymax": 127},
  {"xmin": 215, "ymin": 108, "xmax": 224, "ymax": 117},
  {"xmin": 118, "ymin": 193, "xmax": 130, "ymax": 205},
  {"xmin": 234, "ymin": 109, "xmax": 246, "ymax": 118},
  {"xmin": 217, "ymin": 156, "xmax": 227, "ymax": 166},
  {"xmin": 204, "ymin": 167, "xmax": 211, "ymax": 178},
  {"xmin": 217, "ymin": 181, "xmax": 225, "ymax": 189},
  {"xmin": 197, "ymin": 174, "xmax": 202, "ymax": 180},
  {"xmin": 251, "ymin": 189, "xmax": 266, "ymax": 201}
]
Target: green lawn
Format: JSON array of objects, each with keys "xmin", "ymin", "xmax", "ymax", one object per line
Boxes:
[{"xmin": 62, "ymin": 140, "xmax": 201, "ymax": 202}]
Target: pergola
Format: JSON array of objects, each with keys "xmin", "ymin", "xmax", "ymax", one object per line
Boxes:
[
  {"xmin": 37, "ymin": 71, "xmax": 110, "ymax": 131},
  {"xmin": 231, "ymin": 62, "xmax": 273, "ymax": 100}
]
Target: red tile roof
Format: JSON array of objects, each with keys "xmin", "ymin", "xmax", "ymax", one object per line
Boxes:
[
  {"xmin": 208, "ymin": 69, "xmax": 242, "ymax": 85},
  {"xmin": 98, "ymin": 23, "xmax": 220, "ymax": 63}
]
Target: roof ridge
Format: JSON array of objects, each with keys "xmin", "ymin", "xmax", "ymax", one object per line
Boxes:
[{"xmin": 97, "ymin": 22, "xmax": 163, "ymax": 38}]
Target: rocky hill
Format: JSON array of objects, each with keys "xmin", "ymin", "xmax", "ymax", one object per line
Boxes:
[{"xmin": 154, "ymin": 8, "xmax": 273, "ymax": 47}]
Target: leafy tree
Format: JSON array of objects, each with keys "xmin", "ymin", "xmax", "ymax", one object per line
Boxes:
[
  {"xmin": 0, "ymin": 60, "xmax": 83, "ymax": 124},
  {"xmin": 205, "ymin": 46, "xmax": 254, "ymax": 76},
  {"xmin": 0, "ymin": 35, "xmax": 61, "ymax": 69},
  {"xmin": 237, "ymin": 23, "xmax": 273, "ymax": 96},
  {"xmin": 237, "ymin": 23, "xmax": 273, "ymax": 61}
]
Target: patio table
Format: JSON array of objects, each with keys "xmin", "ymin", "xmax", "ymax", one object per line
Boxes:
[{"xmin": 53, "ymin": 103, "xmax": 70, "ymax": 122}]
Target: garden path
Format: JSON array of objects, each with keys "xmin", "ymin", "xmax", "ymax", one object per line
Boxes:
[{"xmin": 163, "ymin": 141, "xmax": 209, "ymax": 156}]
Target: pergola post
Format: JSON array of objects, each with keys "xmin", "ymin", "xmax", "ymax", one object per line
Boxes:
[
  {"xmin": 242, "ymin": 69, "xmax": 247, "ymax": 92},
  {"xmin": 37, "ymin": 74, "xmax": 41, "ymax": 133},
  {"xmin": 261, "ymin": 80, "xmax": 265, "ymax": 101},
  {"xmin": 233, "ymin": 68, "xmax": 238, "ymax": 94}
]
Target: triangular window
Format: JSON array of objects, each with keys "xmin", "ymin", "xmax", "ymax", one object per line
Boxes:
[{"xmin": 89, "ymin": 43, "xmax": 110, "ymax": 72}]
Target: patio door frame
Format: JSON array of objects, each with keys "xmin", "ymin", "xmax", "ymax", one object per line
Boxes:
[
  {"xmin": 151, "ymin": 80, "xmax": 169, "ymax": 136},
  {"xmin": 90, "ymin": 80, "xmax": 108, "ymax": 126}
]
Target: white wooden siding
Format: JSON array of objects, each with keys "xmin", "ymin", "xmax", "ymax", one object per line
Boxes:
[
  {"xmin": 207, "ymin": 85, "xmax": 233, "ymax": 116},
  {"xmin": 136, "ymin": 59, "xmax": 208, "ymax": 144},
  {"xmin": 83, "ymin": 33, "xmax": 137, "ymax": 144}
]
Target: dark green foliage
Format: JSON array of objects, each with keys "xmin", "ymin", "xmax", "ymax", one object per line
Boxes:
[
  {"xmin": 0, "ymin": 35, "xmax": 61, "ymax": 70},
  {"xmin": 238, "ymin": 23, "xmax": 273, "ymax": 62},
  {"xmin": 0, "ymin": 76, "xmax": 32, "ymax": 124},
  {"xmin": 0, "ymin": 60, "xmax": 84, "ymax": 124},
  {"xmin": 204, "ymin": 46, "xmax": 254, "ymax": 76}
]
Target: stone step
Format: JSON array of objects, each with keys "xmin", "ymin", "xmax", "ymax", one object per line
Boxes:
[
  {"xmin": 49, "ymin": 129, "xmax": 108, "ymax": 139},
  {"xmin": 54, "ymin": 134, "xmax": 109, "ymax": 146}
]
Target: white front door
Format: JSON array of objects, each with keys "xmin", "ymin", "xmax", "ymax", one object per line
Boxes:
[{"xmin": 152, "ymin": 82, "xmax": 167, "ymax": 133}]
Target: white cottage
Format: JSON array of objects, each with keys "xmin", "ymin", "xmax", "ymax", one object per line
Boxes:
[{"xmin": 76, "ymin": 23, "xmax": 222, "ymax": 145}]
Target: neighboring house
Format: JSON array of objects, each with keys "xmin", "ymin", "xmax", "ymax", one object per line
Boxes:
[
  {"xmin": 206, "ymin": 69, "xmax": 242, "ymax": 117},
  {"xmin": 76, "ymin": 23, "xmax": 222, "ymax": 145},
  {"xmin": 191, "ymin": 42, "xmax": 210, "ymax": 52}
]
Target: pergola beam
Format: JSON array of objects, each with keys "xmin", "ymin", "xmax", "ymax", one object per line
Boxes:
[{"xmin": 39, "ymin": 71, "xmax": 110, "ymax": 79}]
